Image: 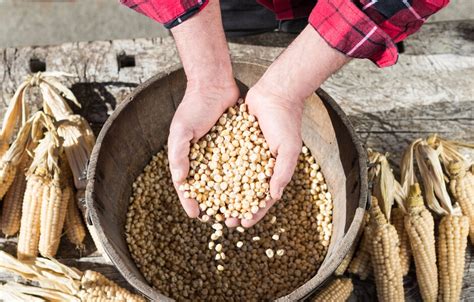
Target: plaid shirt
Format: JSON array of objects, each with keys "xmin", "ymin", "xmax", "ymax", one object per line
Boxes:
[{"xmin": 121, "ymin": 0, "xmax": 448, "ymax": 67}]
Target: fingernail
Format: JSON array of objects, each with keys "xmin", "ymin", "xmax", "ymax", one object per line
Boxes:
[{"xmin": 172, "ymin": 169, "xmax": 184, "ymax": 182}]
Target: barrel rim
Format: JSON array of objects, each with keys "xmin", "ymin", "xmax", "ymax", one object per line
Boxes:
[{"xmin": 86, "ymin": 61, "xmax": 368, "ymax": 301}]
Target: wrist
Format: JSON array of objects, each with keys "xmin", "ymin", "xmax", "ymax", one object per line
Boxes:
[
  {"xmin": 256, "ymin": 25, "xmax": 349, "ymax": 104},
  {"xmin": 171, "ymin": 0, "xmax": 234, "ymax": 88},
  {"xmin": 185, "ymin": 58, "xmax": 235, "ymax": 88}
]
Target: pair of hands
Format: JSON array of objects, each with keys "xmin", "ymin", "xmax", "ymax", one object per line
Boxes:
[
  {"xmin": 168, "ymin": 78, "xmax": 303, "ymax": 228},
  {"xmin": 167, "ymin": 0, "xmax": 348, "ymax": 227}
]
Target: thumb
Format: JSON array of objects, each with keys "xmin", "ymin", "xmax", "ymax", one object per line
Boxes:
[
  {"xmin": 168, "ymin": 123, "xmax": 200, "ymax": 218},
  {"xmin": 167, "ymin": 122, "xmax": 193, "ymax": 183},
  {"xmin": 270, "ymin": 144, "xmax": 300, "ymax": 200}
]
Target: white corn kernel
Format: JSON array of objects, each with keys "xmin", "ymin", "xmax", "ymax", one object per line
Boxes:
[{"xmin": 265, "ymin": 249, "xmax": 274, "ymax": 258}]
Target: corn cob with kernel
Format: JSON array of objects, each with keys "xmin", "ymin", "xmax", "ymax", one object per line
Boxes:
[
  {"xmin": 38, "ymin": 150, "xmax": 74, "ymax": 257},
  {"xmin": 17, "ymin": 174, "xmax": 46, "ymax": 260},
  {"xmin": 335, "ymin": 212, "xmax": 369, "ymax": 276},
  {"xmin": 311, "ymin": 277, "xmax": 353, "ymax": 302},
  {"xmin": 369, "ymin": 196, "xmax": 405, "ymax": 302},
  {"xmin": 79, "ymin": 270, "xmax": 146, "ymax": 302},
  {"xmin": 414, "ymin": 137, "xmax": 471, "ymax": 302},
  {"xmin": 391, "ymin": 207, "xmax": 411, "ymax": 276},
  {"xmin": 438, "ymin": 214, "xmax": 469, "ymax": 302},
  {"xmin": 38, "ymin": 175, "xmax": 70, "ymax": 257},
  {"xmin": 65, "ymin": 190, "xmax": 87, "ymax": 249},
  {"xmin": 404, "ymin": 184, "xmax": 437, "ymax": 302},
  {"xmin": 0, "ymin": 251, "xmax": 145, "ymax": 302},
  {"xmin": 448, "ymin": 160, "xmax": 474, "ymax": 245},
  {"xmin": 1, "ymin": 154, "xmax": 30, "ymax": 236},
  {"xmin": 18, "ymin": 114, "xmax": 63, "ymax": 259},
  {"xmin": 347, "ymin": 222, "xmax": 372, "ymax": 279},
  {"xmin": 338, "ymin": 211, "xmax": 367, "ymax": 276}
]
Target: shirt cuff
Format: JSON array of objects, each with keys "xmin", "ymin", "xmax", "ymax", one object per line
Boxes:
[
  {"xmin": 121, "ymin": 0, "xmax": 209, "ymax": 29},
  {"xmin": 309, "ymin": 0, "xmax": 398, "ymax": 67}
]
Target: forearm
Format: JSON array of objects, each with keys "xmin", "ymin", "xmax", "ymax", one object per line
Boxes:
[
  {"xmin": 171, "ymin": 0, "xmax": 234, "ymax": 87},
  {"xmin": 256, "ymin": 25, "xmax": 350, "ymax": 104}
]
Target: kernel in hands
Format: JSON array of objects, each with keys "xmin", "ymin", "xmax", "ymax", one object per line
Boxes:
[{"xmin": 179, "ymin": 99, "xmax": 275, "ymax": 222}]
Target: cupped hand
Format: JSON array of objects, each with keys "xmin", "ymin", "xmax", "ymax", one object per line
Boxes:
[
  {"xmin": 168, "ymin": 81, "xmax": 240, "ymax": 218},
  {"xmin": 225, "ymin": 82, "xmax": 304, "ymax": 228}
]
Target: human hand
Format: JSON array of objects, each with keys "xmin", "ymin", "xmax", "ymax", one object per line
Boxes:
[
  {"xmin": 226, "ymin": 25, "xmax": 349, "ymax": 228},
  {"xmin": 168, "ymin": 0, "xmax": 239, "ymax": 218},
  {"xmin": 222, "ymin": 83, "xmax": 304, "ymax": 228},
  {"xmin": 168, "ymin": 81, "xmax": 239, "ymax": 218}
]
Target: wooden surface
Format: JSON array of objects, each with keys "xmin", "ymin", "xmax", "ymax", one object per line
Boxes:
[{"xmin": 0, "ymin": 20, "xmax": 473, "ymax": 300}]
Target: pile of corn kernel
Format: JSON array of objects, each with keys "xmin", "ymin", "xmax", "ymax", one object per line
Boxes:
[
  {"xmin": 125, "ymin": 146, "xmax": 333, "ymax": 301},
  {"xmin": 179, "ymin": 100, "xmax": 275, "ymax": 222}
]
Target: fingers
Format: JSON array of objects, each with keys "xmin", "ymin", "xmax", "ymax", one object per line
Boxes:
[
  {"xmin": 241, "ymin": 198, "xmax": 277, "ymax": 228},
  {"xmin": 173, "ymin": 181, "xmax": 200, "ymax": 218},
  {"xmin": 225, "ymin": 217, "xmax": 240, "ymax": 228},
  {"xmin": 270, "ymin": 144, "xmax": 300, "ymax": 200}
]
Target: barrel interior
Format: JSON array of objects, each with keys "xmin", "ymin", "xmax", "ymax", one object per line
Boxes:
[{"xmin": 86, "ymin": 62, "xmax": 366, "ymax": 301}]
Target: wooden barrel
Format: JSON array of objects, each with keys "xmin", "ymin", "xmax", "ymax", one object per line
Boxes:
[{"xmin": 86, "ymin": 61, "xmax": 368, "ymax": 301}]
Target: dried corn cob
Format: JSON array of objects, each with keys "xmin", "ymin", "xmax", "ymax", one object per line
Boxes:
[
  {"xmin": 60, "ymin": 157, "xmax": 84, "ymax": 251},
  {"xmin": 391, "ymin": 207, "xmax": 411, "ymax": 276},
  {"xmin": 438, "ymin": 213, "xmax": 469, "ymax": 302},
  {"xmin": 18, "ymin": 115, "xmax": 62, "ymax": 259},
  {"xmin": 38, "ymin": 150, "xmax": 73, "ymax": 257},
  {"xmin": 336, "ymin": 212, "xmax": 369, "ymax": 276},
  {"xmin": 65, "ymin": 189, "xmax": 86, "ymax": 249},
  {"xmin": 0, "ymin": 162, "xmax": 17, "ymax": 200},
  {"xmin": 369, "ymin": 197, "xmax": 404, "ymax": 302},
  {"xmin": 38, "ymin": 177, "xmax": 70, "ymax": 257},
  {"xmin": 413, "ymin": 137, "xmax": 471, "ymax": 302},
  {"xmin": 1, "ymin": 154, "xmax": 30, "ymax": 236},
  {"xmin": 404, "ymin": 184, "xmax": 437, "ymax": 302},
  {"xmin": 17, "ymin": 174, "xmax": 46, "ymax": 260},
  {"xmin": 348, "ymin": 222, "xmax": 372, "ymax": 280},
  {"xmin": 448, "ymin": 160, "xmax": 474, "ymax": 245},
  {"xmin": 79, "ymin": 270, "xmax": 145, "ymax": 302},
  {"xmin": 0, "ymin": 251, "xmax": 145, "ymax": 302},
  {"xmin": 311, "ymin": 277, "xmax": 353, "ymax": 302}
]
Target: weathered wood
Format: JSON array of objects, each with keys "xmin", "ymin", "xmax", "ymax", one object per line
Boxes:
[{"xmin": 0, "ymin": 20, "xmax": 473, "ymax": 301}]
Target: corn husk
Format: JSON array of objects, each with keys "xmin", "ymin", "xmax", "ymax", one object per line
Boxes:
[
  {"xmin": 0, "ymin": 251, "xmax": 145, "ymax": 302},
  {"xmin": 0, "ymin": 283, "xmax": 47, "ymax": 302},
  {"xmin": 0, "ymin": 251, "xmax": 81, "ymax": 295},
  {"xmin": 1, "ymin": 282, "xmax": 79, "ymax": 302},
  {"xmin": 426, "ymin": 134, "xmax": 474, "ymax": 169},
  {"xmin": 368, "ymin": 149, "xmax": 400, "ymax": 218},
  {"xmin": 57, "ymin": 116, "xmax": 95, "ymax": 190},
  {"xmin": 27, "ymin": 114, "xmax": 63, "ymax": 179},
  {"xmin": 415, "ymin": 141, "xmax": 456, "ymax": 215},
  {"xmin": 0, "ymin": 82, "xmax": 29, "ymax": 158}
]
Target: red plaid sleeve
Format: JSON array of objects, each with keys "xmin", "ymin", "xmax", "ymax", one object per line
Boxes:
[
  {"xmin": 120, "ymin": 0, "xmax": 208, "ymax": 28},
  {"xmin": 309, "ymin": 0, "xmax": 449, "ymax": 67}
]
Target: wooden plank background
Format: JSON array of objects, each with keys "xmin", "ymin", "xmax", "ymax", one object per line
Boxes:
[{"xmin": 0, "ymin": 20, "xmax": 473, "ymax": 300}]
